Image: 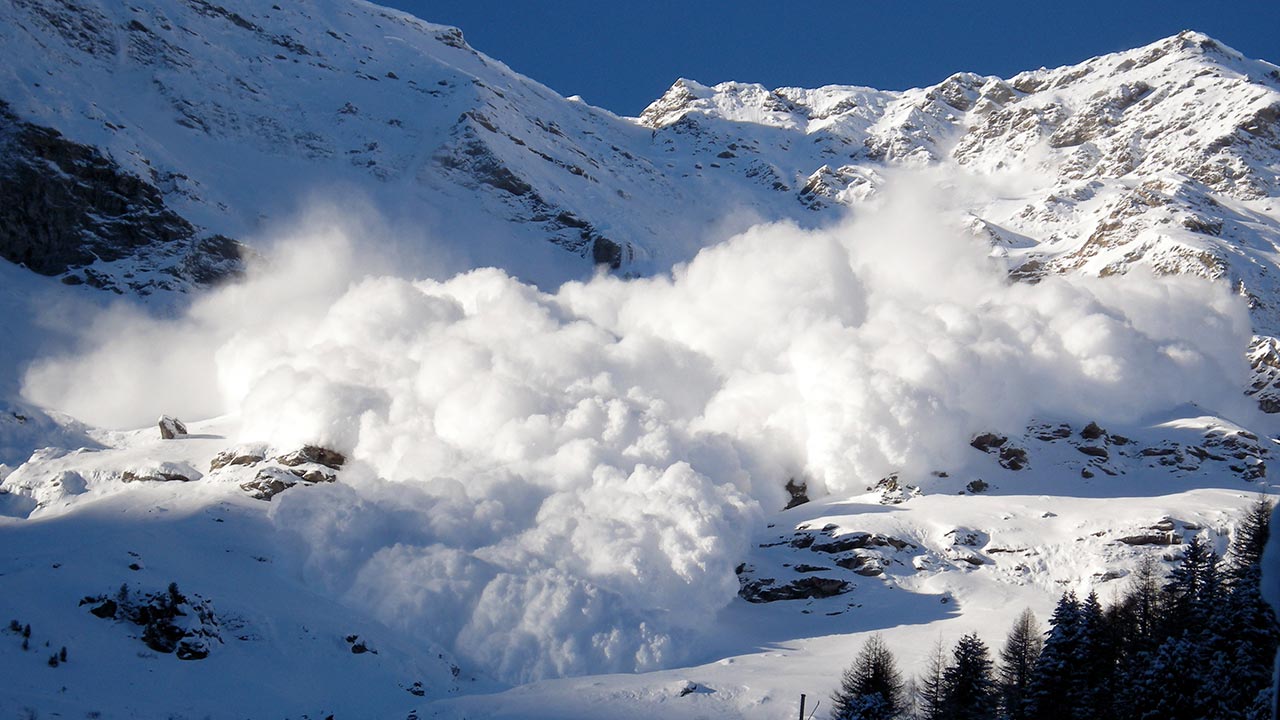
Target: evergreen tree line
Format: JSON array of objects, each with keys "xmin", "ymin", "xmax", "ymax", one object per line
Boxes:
[{"xmin": 830, "ymin": 499, "xmax": 1279, "ymax": 720}]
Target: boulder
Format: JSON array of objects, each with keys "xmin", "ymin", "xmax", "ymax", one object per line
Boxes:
[
  {"xmin": 970, "ymin": 433, "xmax": 1008, "ymax": 452},
  {"xmin": 209, "ymin": 446, "xmax": 266, "ymax": 471},
  {"xmin": 783, "ymin": 477, "xmax": 809, "ymax": 509},
  {"xmin": 274, "ymin": 445, "xmax": 346, "ymax": 470},
  {"xmin": 1081, "ymin": 421, "xmax": 1107, "ymax": 440},
  {"xmin": 121, "ymin": 461, "xmax": 201, "ymax": 483},
  {"xmin": 158, "ymin": 415, "xmax": 188, "ymax": 440},
  {"xmin": 998, "ymin": 446, "xmax": 1028, "ymax": 470},
  {"xmin": 239, "ymin": 467, "xmax": 297, "ymax": 501},
  {"xmin": 1117, "ymin": 531, "xmax": 1181, "ymax": 546},
  {"xmin": 289, "ymin": 467, "xmax": 336, "ymax": 484},
  {"xmin": 834, "ymin": 554, "xmax": 885, "ymax": 576}
]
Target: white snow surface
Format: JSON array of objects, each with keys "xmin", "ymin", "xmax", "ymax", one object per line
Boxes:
[{"xmin": 1, "ymin": 2, "xmax": 1280, "ymax": 717}]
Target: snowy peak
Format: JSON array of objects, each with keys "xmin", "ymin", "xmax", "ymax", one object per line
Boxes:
[
  {"xmin": 963, "ymin": 29, "xmax": 1280, "ymax": 196},
  {"xmin": 638, "ymin": 77, "xmax": 895, "ymax": 134}
]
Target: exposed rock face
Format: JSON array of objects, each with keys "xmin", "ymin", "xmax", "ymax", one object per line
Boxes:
[
  {"xmin": 737, "ymin": 571, "xmax": 850, "ymax": 603},
  {"xmin": 970, "ymin": 433, "xmax": 1028, "ymax": 470},
  {"xmin": 783, "ymin": 477, "xmax": 809, "ymax": 509},
  {"xmin": 1081, "ymin": 422, "xmax": 1107, "ymax": 440},
  {"xmin": 739, "ymin": 523, "xmax": 920, "ymax": 604},
  {"xmin": 1117, "ymin": 531, "xmax": 1182, "ymax": 546},
  {"xmin": 239, "ymin": 467, "xmax": 297, "ymax": 501},
  {"xmin": 0, "ymin": 101, "xmax": 244, "ymax": 294},
  {"xmin": 970, "ymin": 419, "xmax": 1268, "ymax": 484},
  {"xmin": 120, "ymin": 461, "xmax": 201, "ymax": 483},
  {"xmin": 274, "ymin": 446, "xmax": 346, "ymax": 470},
  {"xmin": 239, "ymin": 456, "xmax": 338, "ymax": 501},
  {"xmin": 209, "ymin": 446, "xmax": 266, "ymax": 471},
  {"xmin": 1247, "ymin": 335, "xmax": 1280, "ymax": 413}
]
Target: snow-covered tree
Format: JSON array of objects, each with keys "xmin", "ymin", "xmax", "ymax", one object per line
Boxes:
[
  {"xmin": 915, "ymin": 638, "xmax": 948, "ymax": 720},
  {"xmin": 998, "ymin": 609, "xmax": 1042, "ymax": 720},
  {"xmin": 1025, "ymin": 591, "xmax": 1081, "ymax": 720},
  {"xmin": 940, "ymin": 632, "xmax": 996, "ymax": 720},
  {"xmin": 832, "ymin": 634, "xmax": 906, "ymax": 720}
]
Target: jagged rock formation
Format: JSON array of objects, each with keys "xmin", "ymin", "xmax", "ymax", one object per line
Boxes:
[{"xmin": 0, "ymin": 101, "xmax": 243, "ymax": 294}]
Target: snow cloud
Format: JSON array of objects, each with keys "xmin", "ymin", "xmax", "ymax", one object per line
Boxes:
[{"xmin": 19, "ymin": 171, "xmax": 1253, "ymax": 682}]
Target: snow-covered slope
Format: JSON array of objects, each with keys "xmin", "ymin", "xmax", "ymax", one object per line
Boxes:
[
  {"xmin": 5, "ymin": 3, "xmax": 1278, "ymax": 309},
  {"xmin": 0, "ymin": 0, "xmax": 837, "ymax": 289},
  {"xmin": 639, "ymin": 32, "xmax": 1280, "ymax": 331},
  {"xmin": 3, "ymin": 2, "xmax": 1280, "ymax": 718}
]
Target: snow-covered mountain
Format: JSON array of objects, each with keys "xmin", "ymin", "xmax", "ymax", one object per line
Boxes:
[
  {"xmin": 2, "ymin": 1, "xmax": 1280, "ymax": 718},
  {"xmin": 4, "ymin": 2, "xmax": 1278, "ymax": 303}
]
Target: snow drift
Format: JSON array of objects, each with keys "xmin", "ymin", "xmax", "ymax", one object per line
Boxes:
[{"xmin": 20, "ymin": 172, "xmax": 1253, "ymax": 682}]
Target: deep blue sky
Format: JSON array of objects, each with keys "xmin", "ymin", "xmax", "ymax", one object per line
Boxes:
[{"xmin": 380, "ymin": 1, "xmax": 1280, "ymax": 116}]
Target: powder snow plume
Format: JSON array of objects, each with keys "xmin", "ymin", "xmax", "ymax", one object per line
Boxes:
[{"xmin": 20, "ymin": 171, "xmax": 1253, "ymax": 682}]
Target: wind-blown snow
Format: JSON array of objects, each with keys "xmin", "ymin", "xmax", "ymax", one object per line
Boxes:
[{"xmin": 19, "ymin": 172, "xmax": 1254, "ymax": 682}]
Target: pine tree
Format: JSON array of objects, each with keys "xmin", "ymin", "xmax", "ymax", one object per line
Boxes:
[
  {"xmin": 831, "ymin": 634, "xmax": 906, "ymax": 720},
  {"xmin": 1075, "ymin": 591, "xmax": 1115, "ymax": 719},
  {"xmin": 1225, "ymin": 497, "xmax": 1273, "ymax": 580},
  {"xmin": 1025, "ymin": 591, "xmax": 1081, "ymax": 720},
  {"xmin": 1108, "ymin": 554, "xmax": 1163, "ymax": 656},
  {"xmin": 998, "ymin": 609, "xmax": 1042, "ymax": 720},
  {"xmin": 1109, "ymin": 555, "xmax": 1169, "ymax": 720},
  {"xmin": 1131, "ymin": 633, "xmax": 1203, "ymax": 720},
  {"xmin": 1128, "ymin": 536, "xmax": 1227, "ymax": 720},
  {"xmin": 1214, "ymin": 498, "xmax": 1279, "ymax": 718},
  {"xmin": 915, "ymin": 638, "xmax": 947, "ymax": 720},
  {"xmin": 1163, "ymin": 536, "xmax": 1220, "ymax": 635},
  {"xmin": 940, "ymin": 632, "xmax": 996, "ymax": 720}
]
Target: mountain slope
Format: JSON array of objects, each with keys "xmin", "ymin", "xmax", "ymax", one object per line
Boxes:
[
  {"xmin": 5, "ymin": 3, "xmax": 1278, "ymax": 313},
  {"xmin": 1, "ymin": 3, "xmax": 1280, "ymax": 718}
]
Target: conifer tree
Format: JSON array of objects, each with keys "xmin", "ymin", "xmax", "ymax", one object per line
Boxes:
[
  {"xmin": 1127, "ymin": 536, "xmax": 1226, "ymax": 720},
  {"xmin": 1216, "ymin": 498, "xmax": 1279, "ymax": 717},
  {"xmin": 1075, "ymin": 591, "xmax": 1115, "ymax": 719},
  {"xmin": 915, "ymin": 638, "xmax": 947, "ymax": 720},
  {"xmin": 998, "ymin": 609, "xmax": 1042, "ymax": 720},
  {"xmin": 1163, "ymin": 535, "xmax": 1220, "ymax": 634},
  {"xmin": 1025, "ymin": 591, "xmax": 1081, "ymax": 720},
  {"xmin": 832, "ymin": 634, "xmax": 905, "ymax": 720},
  {"xmin": 940, "ymin": 632, "xmax": 996, "ymax": 720}
]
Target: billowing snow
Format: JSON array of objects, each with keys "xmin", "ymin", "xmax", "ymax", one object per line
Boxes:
[{"xmin": 9, "ymin": 172, "xmax": 1267, "ymax": 693}]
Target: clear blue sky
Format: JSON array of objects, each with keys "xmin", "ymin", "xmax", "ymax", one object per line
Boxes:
[{"xmin": 379, "ymin": 1, "xmax": 1280, "ymax": 116}]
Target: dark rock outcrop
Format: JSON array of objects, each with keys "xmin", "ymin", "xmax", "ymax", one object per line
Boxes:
[
  {"xmin": 737, "ymin": 574, "xmax": 850, "ymax": 603},
  {"xmin": 274, "ymin": 445, "xmax": 346, "ymax": 470},
  {"xmin": 239, "ymin": 467, "xmax": 296, "ymax": 501},
  {"xmin": 121, "ymin": 462, "xmax": 199, "ymax": 483},
  {"xmin": 81, "ymin": 583, "xmax": 219, "ymax": 660},
  {"xmin": 0, "ymin": 100, "xmax": 244, "ymax": 294},
  {"xmin": 783, "ymin": 477, "xmax": 809, "ymax": 509},
  {"xmin": 240, "ymin": 460, "xmax": 338, "ymax": 501},
  {"xmin": 209, "ymin": 446, "xmax": 266, "ymax": 471}
]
